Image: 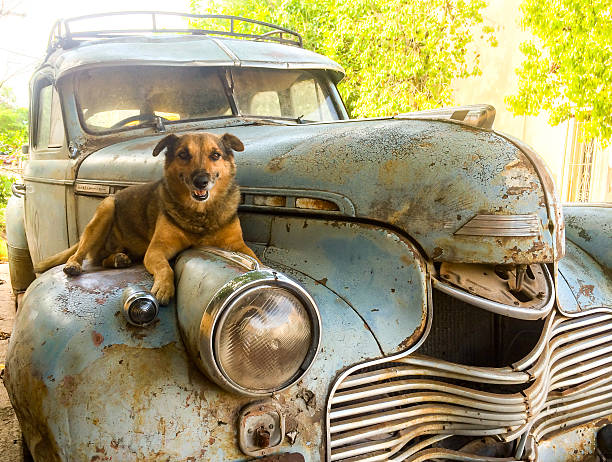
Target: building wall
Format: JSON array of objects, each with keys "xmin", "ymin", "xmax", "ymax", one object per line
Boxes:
[{"xmin": 451, "ymin": 0, "xmax": 611, "ymax": 203}]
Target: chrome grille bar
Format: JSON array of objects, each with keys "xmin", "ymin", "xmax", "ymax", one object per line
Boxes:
[{"xmin": 327, "ymin": 309, "xmax": 612, "ymax": 460}]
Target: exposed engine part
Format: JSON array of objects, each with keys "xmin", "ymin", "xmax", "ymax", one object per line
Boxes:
[{"xmin": 438, "ymin": 262, "xmax": 551, "ymax": 310}]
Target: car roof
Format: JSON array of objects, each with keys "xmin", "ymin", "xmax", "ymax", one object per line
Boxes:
[{"xmin": 43, "ymin": 34, "xmax": 345, "ymax": 83}]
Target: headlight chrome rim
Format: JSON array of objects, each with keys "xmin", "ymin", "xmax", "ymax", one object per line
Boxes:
[
  {"xmin": 199, "ymin": 270, "xmax": 321, "ymax": 396},
  {"xmin": 121, "ymin": 287, "xmax": 159, "ymax": 327}
]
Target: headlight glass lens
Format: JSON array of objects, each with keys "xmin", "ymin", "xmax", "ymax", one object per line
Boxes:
[{"xmin": 217, "ymin": 286, "xmax": 313, "ymax": 392}]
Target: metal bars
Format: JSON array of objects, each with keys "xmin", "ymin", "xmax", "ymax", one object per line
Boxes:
[
  {"xmin": 47, "ymin": 12, "xmax": 303, "ymax": 52},
  {"xmin": 327, "ymin": 309, "xmax": 612, "ymax": 460}
]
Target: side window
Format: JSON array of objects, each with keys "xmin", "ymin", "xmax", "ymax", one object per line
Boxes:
[{"xmin": 35, "ymin": 84, "xmax": 64, "ymax": 149}]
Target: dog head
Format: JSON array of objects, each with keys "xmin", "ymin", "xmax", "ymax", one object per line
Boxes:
[{"xmin": 152, "ymin": 133, "xmax": 244, "ymax": 206}]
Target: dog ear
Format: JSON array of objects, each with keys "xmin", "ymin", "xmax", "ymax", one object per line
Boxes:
[
  {"xmin": 152, "ymin": 134, "xmax": 179, "ymax": 157},
  {"xmin": 221, "ymin": 133, "xmax": 244, "ymax": 152}
]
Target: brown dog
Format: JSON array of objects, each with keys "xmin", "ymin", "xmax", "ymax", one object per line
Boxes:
[{"xmin": 34, "ymin": 132, "xmax": 257, "ymax": 304}]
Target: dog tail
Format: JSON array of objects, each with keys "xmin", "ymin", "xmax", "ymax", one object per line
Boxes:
[{"xmin": 34, "ymin": 243, "xmax": 79, "ymax": 273}]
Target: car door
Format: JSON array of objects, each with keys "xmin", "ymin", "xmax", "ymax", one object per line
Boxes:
[{"xmin": 23, "ymin": 73, "xmax": 72, "ymax": 265}]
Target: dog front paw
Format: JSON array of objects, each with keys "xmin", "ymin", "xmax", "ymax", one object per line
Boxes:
[
  {"xmin": 63, "ymin": 262, "xmax": 82, "ymax": 276},
  {"xmin": 152, "ymin": 278, "xmax": 175, "ymax": 305}
]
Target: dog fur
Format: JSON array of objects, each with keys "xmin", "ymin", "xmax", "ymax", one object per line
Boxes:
[{"xmin": 34, "ymin": 132, "xmax": 258, "ymax": 304}]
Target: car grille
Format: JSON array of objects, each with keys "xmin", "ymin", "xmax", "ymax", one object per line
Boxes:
[{"xmin": 327, "ymin": 309, "xmax": 612, "ymax": 461}]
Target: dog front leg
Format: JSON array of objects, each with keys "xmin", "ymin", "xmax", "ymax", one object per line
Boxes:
[
  {"xmin": 65, "ymin": 197, "xmax": 116, "ymax": 276},
  {"xmin": 144, "ymin": 218, "xmax": 189, "ymax": 305}
]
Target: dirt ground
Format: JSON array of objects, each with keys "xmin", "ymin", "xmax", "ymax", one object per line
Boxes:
[{"xmin": 0, "ymin": 263, "xmax": 29, "ymax": 460}]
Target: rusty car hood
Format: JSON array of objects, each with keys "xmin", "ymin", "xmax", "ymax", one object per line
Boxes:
[{"xmin": 76, "ymin": 117, "xmax": 564, "ymax": 264}]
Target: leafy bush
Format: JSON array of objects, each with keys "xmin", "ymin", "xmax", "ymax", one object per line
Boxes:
[
  {"xmin": 191, "ymin": 0, "xmax": 496, "ymax": 117},
  {"xmin": 507, "ymin": 0, "xmax": 612, "ymax": 143}
]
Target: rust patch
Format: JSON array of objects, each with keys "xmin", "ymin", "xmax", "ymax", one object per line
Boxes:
[
  {"xmin": 400, "ymin": 255, "xmax": 414, "ymax": 267},
  {"xmin": 579, "ymin": 285, "xmax": 595, "ymax": 298},
  {"xmin": 503, "ymin": 157, "xmax": 533, "ymax": 173},
  {"xmin": 4, "ymin": 343, "xmax": 62, "ymax": 462},
  {"xmin": 315, "ymin": 277, "xmax": 328, "ymax": 286},
  {"xmin": 91, "ymin": 331, "xmax": 104, "ymax": 347},
  {"xmin": 431, "ymin": 247, "xmax": 443, "ymax": 259},
  {"xmin": 578, "ymin": 228, "xmax": 591, "ymax": 242},
  {"xmin": 506, "ymin": 183, "xmax": 538, "ymax": 196},
  {"xmin": 59, "ymin": 375, "xmax": 77, "ymax": 406},
  {"xmin": 250, "ymin": 453, "xmax": 305, "ymax": 462},
  {"xmin": 397, "ymin": 302, "xmax": 428, "ymax": 352},
  {"xmin": 267, "ymin": 157, "xmax": 286, "ymax": 172}
]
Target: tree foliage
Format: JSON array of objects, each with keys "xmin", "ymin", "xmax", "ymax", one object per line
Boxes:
[
  {"xmin": 506, "ymin": 0, "xmax": 612, "ymax": 142},
  {"xmin": 0, "ymin": 87, "xmax": 28, "ymax": 158},
  {"xmin": 190, "ymin": 0, "xmax": 496, "ymax": 117}
]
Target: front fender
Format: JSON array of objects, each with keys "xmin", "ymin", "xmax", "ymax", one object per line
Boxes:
[
  {"xmin": 5, "ymin": 194, "xmax": 35, "ymax": 293},
  {"xmin": 5, "ymin": 253, "xmax": 379, "ymax": 461},
  {"xmin": 557, "ymin": 204, "xmax": 612, "ymax": 315}
]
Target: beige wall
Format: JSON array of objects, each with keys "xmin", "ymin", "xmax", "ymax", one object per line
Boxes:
[{"xmin": 451, "ymin": 0, "xmax": 611, "ymax": 203}]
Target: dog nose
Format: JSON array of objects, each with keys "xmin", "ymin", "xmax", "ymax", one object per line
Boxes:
[{"xmin": 193, "ymin": 173, "xmax": 209, "ymax": 189}]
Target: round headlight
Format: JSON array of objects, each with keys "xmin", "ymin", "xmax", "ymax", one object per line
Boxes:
[
  {"xmin": 216, "ymin": 286, "xmax": 313, "ymax": 392},
  {"xmin": 198, "ymin": 272, "xmax": 321, "ymax": 396}
]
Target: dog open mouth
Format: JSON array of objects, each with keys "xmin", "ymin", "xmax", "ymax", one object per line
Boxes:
[{"xmin": 191, "ymin": 189, "xmax": 209, "ymax": 201}]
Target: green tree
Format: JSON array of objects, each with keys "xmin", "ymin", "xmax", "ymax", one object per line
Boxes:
[
  {"xmin": 506, "ymin": 0, "xmax": 612, "ymax": 143},
  {"xmin": 0, "ymin": 87, "xmax": 28, "ymax": 158},
  {"xmin": 190, "ymin": 0, "xmax": 496, "ymax": 117}
]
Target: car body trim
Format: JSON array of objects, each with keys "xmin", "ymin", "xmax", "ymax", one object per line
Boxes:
[
  {"xmin": 432, "ymin": 264, "xmax": 554, "ymax": 320},
  {"xmin": 454, "ymin": 214, "xmax": 541, "ymax": 237}
]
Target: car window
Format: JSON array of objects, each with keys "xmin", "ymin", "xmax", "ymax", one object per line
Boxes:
[
  {"xmin": 36, "ymin": 84, "xmax": 64, "ymax": 149},
  {"xmin": 76, "ymin": 66, "xmax": 233, "ymax": 133},
  {"xmin": 233, "ymin": 69, "xmax": 340, "ymax": 122}
]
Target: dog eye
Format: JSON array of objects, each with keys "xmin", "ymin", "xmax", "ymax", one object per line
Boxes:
[
  {"xmin": 178, "ymin": 151, "xmax": 191, "ymax": 160},
  {"xmin": 210, "ymin": 151, "xmax": 221, "ymax": 161}
]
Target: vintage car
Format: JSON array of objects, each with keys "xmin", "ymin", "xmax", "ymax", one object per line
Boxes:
[{"xmin": 3, "ymin": 11, "xmax": 612, "ymax": 462}]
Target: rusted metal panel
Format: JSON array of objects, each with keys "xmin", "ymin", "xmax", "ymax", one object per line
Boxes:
[
  {"xmin": 74, "ymin": 117, "xmax": 558, "ymax": 267},
  {"xmin": 558, "ymin": 240, "xmax": 612, "ymax": 314},
  {"xmin": 5, "ymin": 255, "xmax": 380, "ymax": 460},
  {"xmin": 49, "ymin": 37, "xmax": 344, "ymax": 82},
  {"xmin": 537, "ymin": 420, "xmax": 605, "ymax": 461},
  {"xmin": 239, "ymin": 214, "xmax": 429, "ymax": 355},
  {"xmin": 564, "ymin": 204, "xmax": 612, "ymax": 271}
]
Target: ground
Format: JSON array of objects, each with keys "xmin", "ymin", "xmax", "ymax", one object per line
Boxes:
[{"xmin": 0, "ymin": 263, "xmax": 28, "ymax": 460}]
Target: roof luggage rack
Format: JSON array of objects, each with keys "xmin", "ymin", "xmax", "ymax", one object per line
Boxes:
[{"xmin": 47, "ymin": 11, "xmax": 303, "ymax": 52}]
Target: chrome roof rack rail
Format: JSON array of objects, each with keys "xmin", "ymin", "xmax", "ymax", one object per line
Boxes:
[{"xmin": 47, "ymin": 11, "xmax": 303, "ymax": 53}]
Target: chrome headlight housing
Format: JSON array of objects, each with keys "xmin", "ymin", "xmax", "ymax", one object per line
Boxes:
[{"xmin": 195, "ymin": 266, "xmax": 321, "ymax": 396}]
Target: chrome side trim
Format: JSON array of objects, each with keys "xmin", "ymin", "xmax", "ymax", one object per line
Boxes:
[
  {"xmin": 454, "ymin": 214, "xmax": 541, "ymax": 237},
  {"xmin": 432, "ymin": 264, "xmax": 554, "ymax": 320},
  {"xmin": 23, "ymin": 176, "xmax": 73, "ymax": 186}
]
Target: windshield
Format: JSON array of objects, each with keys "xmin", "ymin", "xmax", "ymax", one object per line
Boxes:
[
  {"xmin": 76, "ymin": 67, "xmax": 233, "ymax": 132},
  {"xmin": 76, "ymin": 66, "xmax": 342, "ymax": 133},
  {"xmin": 232, "ymin": 68, "xmax": 340, "ymax": 122}
]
